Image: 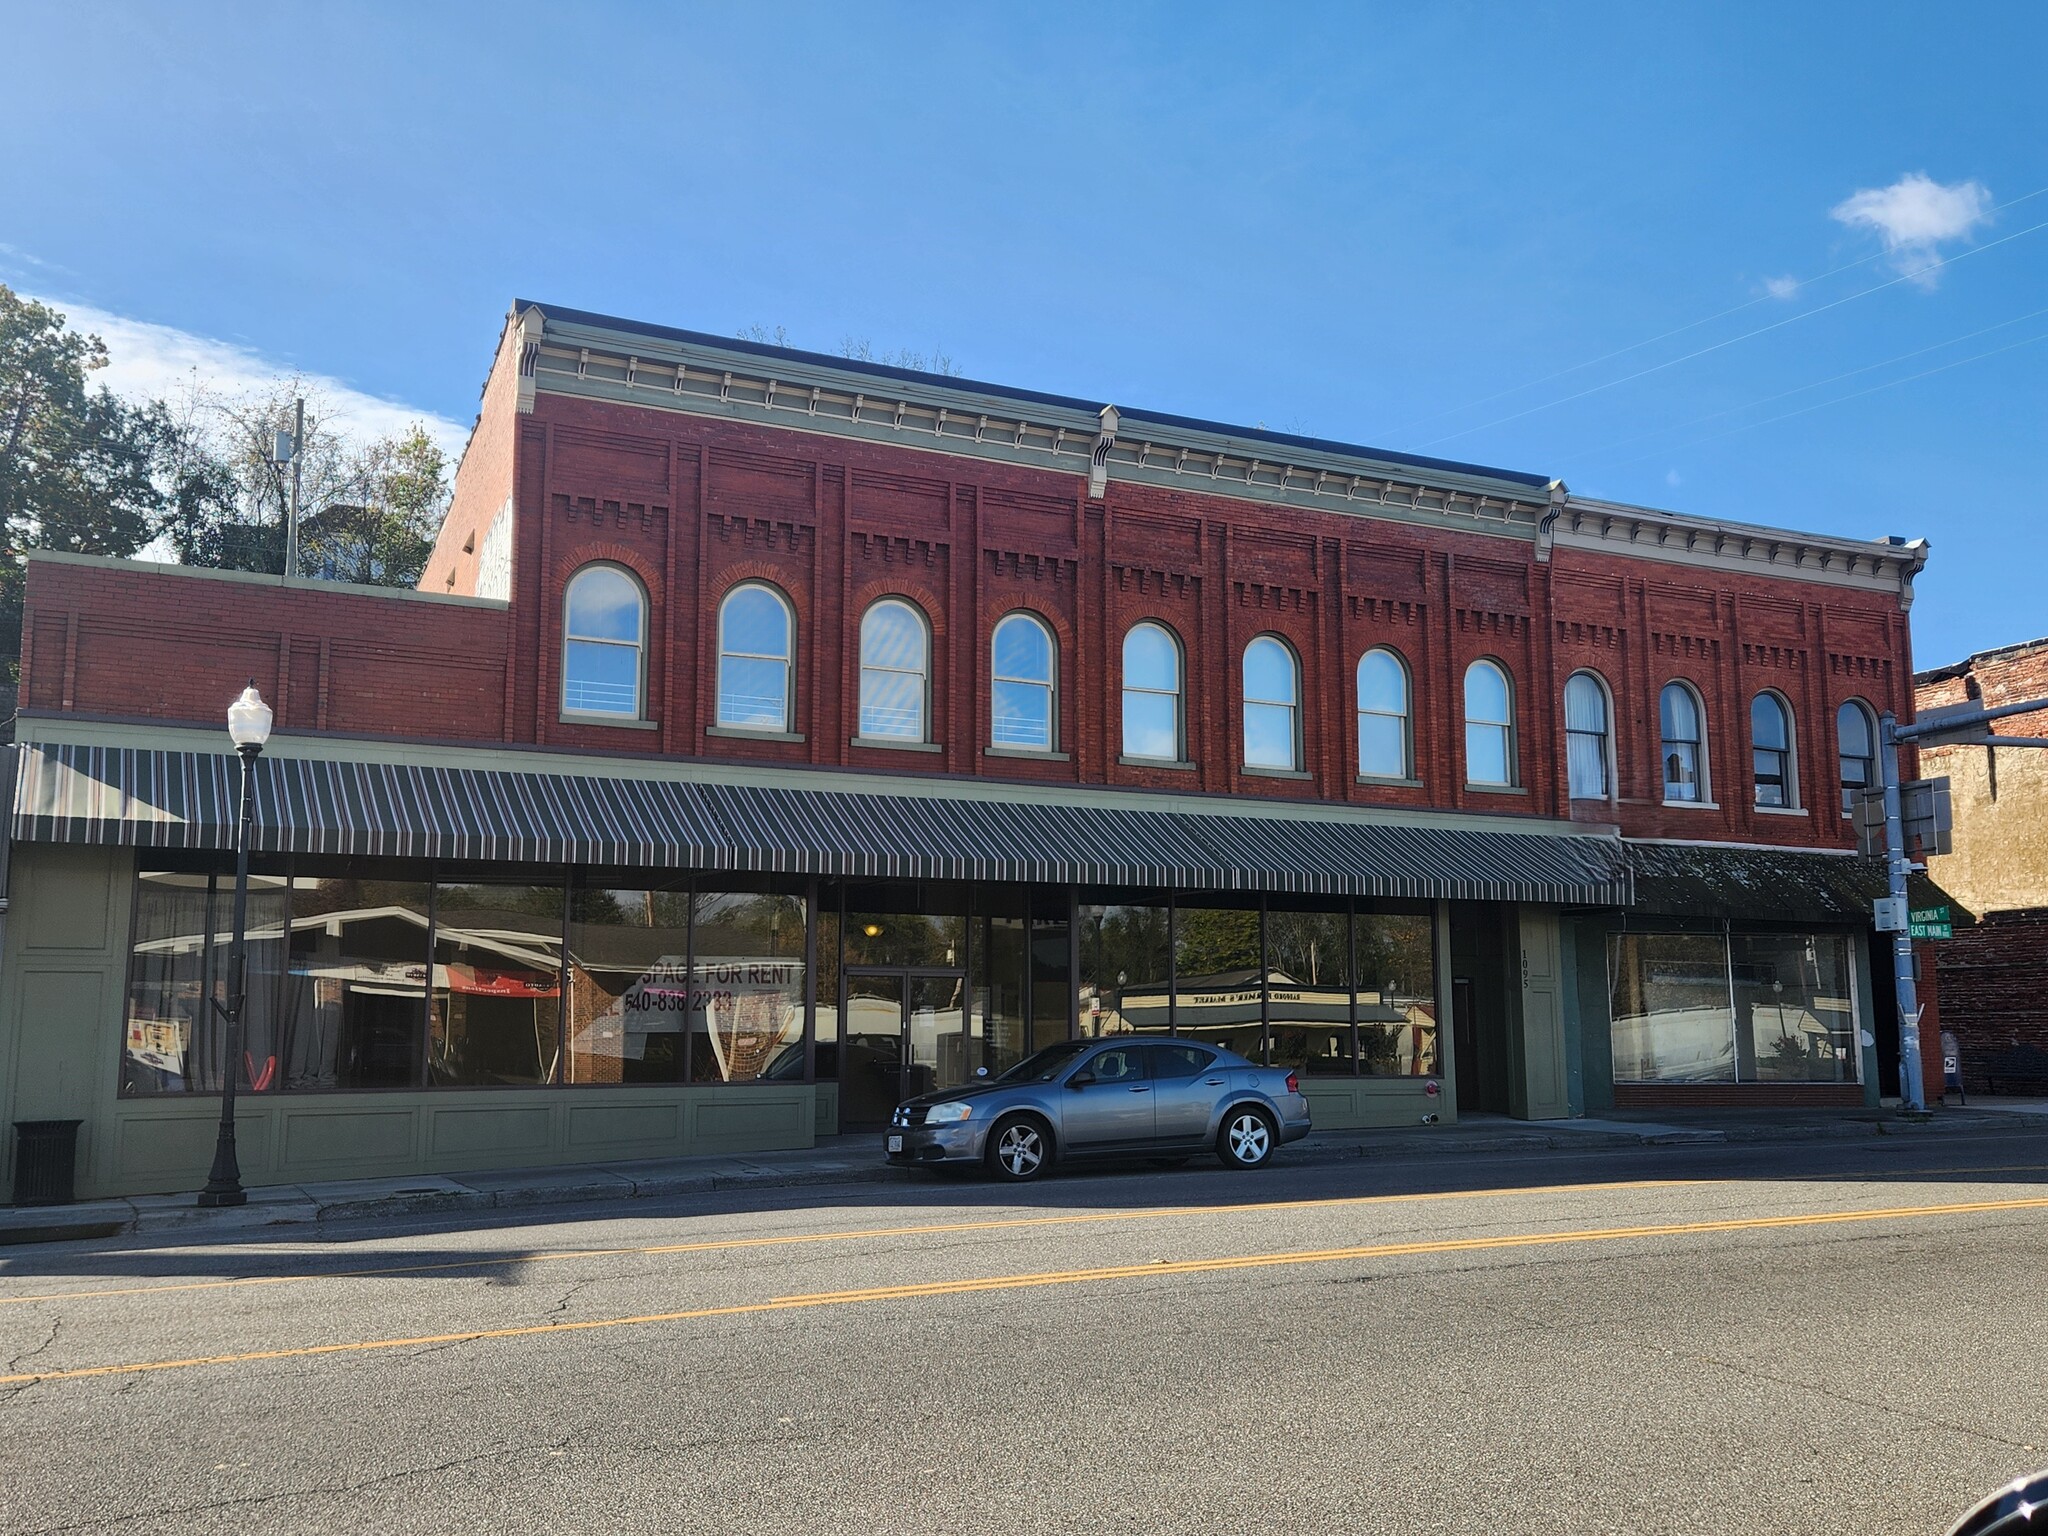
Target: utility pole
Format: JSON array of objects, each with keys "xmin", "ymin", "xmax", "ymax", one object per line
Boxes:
[
  {"xmin": 283, "ymin": 397, "xmax": 304, "ymax": 580},
  {"xmin": 1881, "ymin": 695, "xmax": 2048, "ymax": 1112}
]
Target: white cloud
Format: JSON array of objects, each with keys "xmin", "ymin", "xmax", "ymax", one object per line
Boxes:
[
  {"xmin": 20, "ymin": 292, "xmax": 470, "ymax": 462},
  {"xmin": 1830, "ymin": 172, "xmax": 1992, "ymax": 288},
  {"xmin": 1763, "ymin": 275, "xmax": 1800, "ymax": 301},
  {"xmin": 1664, "ymin": 468, "xmax": 1682, "ymax": 488}
]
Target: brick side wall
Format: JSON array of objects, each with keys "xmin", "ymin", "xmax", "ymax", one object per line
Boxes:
[
  {"xmin": 1932, "ymin": 909, "xmax": 2048, "ymax": 1093},
  {"xmin": 21, "ymin": 390, "xmax": 1918, "ymax": 846},
  {"xmin": 20, "ymin": 561, "xmax": 510, "ymax": 739},
  {"xmin": 422, "ymin": 316, "xmax": 521, "ymax": 600}
]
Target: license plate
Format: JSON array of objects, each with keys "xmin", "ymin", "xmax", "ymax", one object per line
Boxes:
[{"xmin": 886, "ymin": 1135, "xmax": 904, "ymax": 1153}]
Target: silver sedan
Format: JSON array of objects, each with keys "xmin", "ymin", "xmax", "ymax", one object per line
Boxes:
[{"xmin": 884, "ymin": 1037, "xmax": 1312, "ymax": 1181}]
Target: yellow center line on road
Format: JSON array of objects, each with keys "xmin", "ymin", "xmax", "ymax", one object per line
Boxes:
[
  {"xmin": 0, "ymin": 1178, "xmax": 1705, "ymax": 1307},
  {"xmin": 6, "ymin": 1192, "xmax": 2045, "ymax": 1387}
]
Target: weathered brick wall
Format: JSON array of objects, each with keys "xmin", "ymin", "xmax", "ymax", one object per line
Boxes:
[
  {"xmin": 1918, "ymin": 638, "xmax": 2048, "ymax": 917},
  {"xmin": 1932, "ymin": 908, "xmax": 2048, "ymax": 1092},
  {"xmin": 423, "ymin": 314, "xmax": 522, "ymax": 600}
]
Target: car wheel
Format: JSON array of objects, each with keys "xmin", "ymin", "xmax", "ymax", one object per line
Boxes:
[
  {"xmin": 1217, "ymin": 1107, "xmax": 1276, "ymax": 1169},
  {"xmin": 987, "ymin": 1115, "xmax": 1052, "ymax": 1182}
]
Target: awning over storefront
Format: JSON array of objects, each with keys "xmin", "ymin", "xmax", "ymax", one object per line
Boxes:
[
  {"xmin": 10, "ymin": 743, "xmax": 1633, "ymax": 905},
  {"xmin": 1623, "ymin": 840, "xmax": 1963, "ymax": 924}
]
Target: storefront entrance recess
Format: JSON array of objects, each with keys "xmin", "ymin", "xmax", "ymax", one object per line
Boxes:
[{"xmin": 840, "ymin": 969, "xmax": 970, "ymax": 1130}]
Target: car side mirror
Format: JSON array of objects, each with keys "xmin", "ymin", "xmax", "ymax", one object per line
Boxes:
[{"xmin": 1068, "ymin": 1072, "xmax": 1095, "ymax": 1090}]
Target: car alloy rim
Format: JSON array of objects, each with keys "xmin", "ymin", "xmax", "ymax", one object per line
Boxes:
[
  {"xmin": 1000, "ymin": 1126, "xmax": 1043, "ymax": 1175},
  {"xmin": 1229, "ymin": 1116, "xmax": 1269, "ymax": 1162}
]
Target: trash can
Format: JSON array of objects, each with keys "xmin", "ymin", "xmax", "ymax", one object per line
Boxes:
[{"xmin": 12, "ymin": 1120, "xmax": 83, "ymax": 1207}]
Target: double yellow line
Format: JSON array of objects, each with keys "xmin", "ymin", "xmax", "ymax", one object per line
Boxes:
[{"xmin": 5, "ymin": 1192, "xmax": 2044, "ymax": 1387}]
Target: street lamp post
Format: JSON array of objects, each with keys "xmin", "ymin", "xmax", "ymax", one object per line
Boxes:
[{"xmin": 198, "ymin": 682, "xmax": 274, "ymax": 1208}]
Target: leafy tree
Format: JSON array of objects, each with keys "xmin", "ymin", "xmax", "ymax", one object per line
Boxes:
[
  {"xmin": 298, "ymin": 425, "xmax": 448, "ymax": 586},
  {"xmin": 0, "ymin": 284, "xmax": 176, "ymax": 680}
]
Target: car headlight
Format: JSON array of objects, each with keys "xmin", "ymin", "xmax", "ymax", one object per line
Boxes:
[{"xmin": 925, "ymin": 1101, "xmax": 973, "ymax": 1124}]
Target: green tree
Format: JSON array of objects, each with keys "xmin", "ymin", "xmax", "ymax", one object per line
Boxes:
[
  {"xmin": 299, "ymin": 424, "xmax": 448, "ymax": 586},
  {"xmin": 0, "ymin": 285, "xmax": 175, "ymax": 678}
]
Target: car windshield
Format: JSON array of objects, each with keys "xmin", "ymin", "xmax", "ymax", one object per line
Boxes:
[{"xmin": 996, "ymin": 1039, "xmax": 1095, "ymax": 1084}]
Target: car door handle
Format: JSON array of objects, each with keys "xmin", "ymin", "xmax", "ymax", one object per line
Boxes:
[
  {"xmin": 1203, "ymin": 1078, "xmax": 1224, "ymax": 1085},
  {"xmin": 1129, "ymin": 1086, "xmax": 1151, "ymax": 1093}
]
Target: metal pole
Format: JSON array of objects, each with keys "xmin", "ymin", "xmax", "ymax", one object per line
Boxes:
[
  {"xmin": 199, "ymin": 742, "xmax": 261, "ymax": 1206},
  {"xmin": 283, "ymin": 397, "xmax": 304, "ymax": 579},
  {"xmin": 1879, "ymin": 711, "xmax": 1925, "ymax": 1113}
]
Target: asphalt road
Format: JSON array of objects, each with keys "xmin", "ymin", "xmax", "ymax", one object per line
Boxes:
[{"xmin": 3, "ymin": 1131, "xmax": 2046, "ymax": 1535}]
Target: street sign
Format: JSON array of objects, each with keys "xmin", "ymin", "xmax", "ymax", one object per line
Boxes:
[
  {"xmin": 1910, "ymin": 904, "xmax": 1949, "ymax": 924},
  {"xmin": 1909, "ymin": 904, "xmax": 1953, "ymax": 940}
]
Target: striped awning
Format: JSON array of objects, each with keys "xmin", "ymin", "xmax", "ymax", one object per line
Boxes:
[{"xmin": 9, "ymin": 743, "xmax": 1632, "ymax": 905}]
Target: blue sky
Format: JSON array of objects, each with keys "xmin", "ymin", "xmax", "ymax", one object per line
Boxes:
[{"xmin": 3, "ymin": 2, "xmax": 2042, "ymax": 669}]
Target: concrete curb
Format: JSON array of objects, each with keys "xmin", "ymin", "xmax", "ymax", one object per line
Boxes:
[{"xmin": 2, "ymin": 1109, "xmax": 2035, "ymax": 1247}]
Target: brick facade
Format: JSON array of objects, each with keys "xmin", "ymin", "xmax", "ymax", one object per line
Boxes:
[{"xmin": 22, "ymin": 374, "xmax": 1920, "ymax": 853}]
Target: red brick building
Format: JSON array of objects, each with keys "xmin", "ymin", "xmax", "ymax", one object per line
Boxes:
[{"xmin": 0, "ymin": 302, "xmax": 1938, "ymax": 1199}]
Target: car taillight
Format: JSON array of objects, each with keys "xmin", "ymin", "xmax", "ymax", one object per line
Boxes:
[{"xmin": 1284, "ymin": 1071, "xmax": 1299, "ymax": 1095}]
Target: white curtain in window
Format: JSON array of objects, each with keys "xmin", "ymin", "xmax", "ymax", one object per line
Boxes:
[{"xmin": 1564, "ymin": 672, "xmax": 1609, "ymax": 799}]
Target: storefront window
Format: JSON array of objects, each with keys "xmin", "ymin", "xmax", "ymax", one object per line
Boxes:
[
  {"xmin": 1173, "ymin": 899, "xmax": 1263, "ymax": 1060},
  {"xmin": 1732, "ymin": 933, "xmax": 1856, "ymax": 1083},
  {"xmin": 121, "ymin": 871, "xmax": 286, "ymax": 1096},
  {"xmin": 975, "ymin": 911, "xmax": 1030, "ymax": 1078},
  {"xmin": 1608, "ymin": 931, "xmax": 1737, "ymax": 1083},
  {"xmin": 1353, "ymin": 908, "xmax": 1438, "ymax": 1077},
  {"xmin": 1029, "ymin": 892, "xmax": 1072, "ymax": 1053},
  {"xmin": 1265, "ymin": 904, "xmax": 1353, "ymax": 1074},
  {"xmin": 565, "ymin": 885, "xmax": 692, "ymax": 1084},
  {"xmin": 281, "ymin": 875, "xmax": 431, "ymax": 1090},
  {"xmin": 429, "ymin": 883, "xmax": 563, "ymax": 1087},
  {"xmin": 689, "ymin": 890, "xmax": 807, "ymax": 1083},
  {"xmin": 1079, "ymin": 899, "xmax": 1171, "ymax": 1037}
]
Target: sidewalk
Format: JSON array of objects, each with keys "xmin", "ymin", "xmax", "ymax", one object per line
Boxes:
[{"xmin": 5, "ymin": 1102, "xmax": 2042, "ymax": 1247}]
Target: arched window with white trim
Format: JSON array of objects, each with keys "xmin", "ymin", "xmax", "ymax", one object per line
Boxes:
[
  {"xmin": 1122, "ymin": 622, "xmax": 1184, "ymax": 762},
  {"xmin": 991, "ymin": 612, "xmax": 1056, "ymax": 751},
  {"xmin": 1356, "ymin": 648, "xmax": 1411, "ymax": 781},
  {"xmin": 716, "ymin": 583, "xmax": 794, "ymax": 731},
  {"xmin": 1837, "ymin": 699, "xmax": 1878, "ymax": 813},
  {"xmin": 1753, "ymin": 691, "xmax": 1797, "ymax": 808},
  {"xmin": 858, "ymin": 598, "xmax": 930, "ymax": 742},
  {"xmin": 562, "ymin": 563, "xmax": 646, "ymax": 719},
  {"xmin": 1243, "ymin": 635, "xmax": 1301, "ymax": 771},
  {"xmin": 1564, "ymin": 671, "xmax": 1612, "ymax": 800},
  {"xmin": 1463, "ymin": 659, "xmax": 1515, "ymax": 787},
  {"xmin": 1660, "ymin": 682, "xmax": 1707, "ymax": 803}
]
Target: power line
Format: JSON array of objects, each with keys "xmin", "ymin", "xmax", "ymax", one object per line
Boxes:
[
  {"xmin": 1410, "ymin": 210, "xmax": 2048, "ymax": 450},
  {"xmin": 1569, "ymin": 301, "xmax": 2048, "ymax": 463},
  {"xmin": 1589, "ymin": 326, "xmax": 2048, "ymax": 473},
  {"xmin": 1382, "ymin": 181, "xmax": 2048, "ymax": 440}
]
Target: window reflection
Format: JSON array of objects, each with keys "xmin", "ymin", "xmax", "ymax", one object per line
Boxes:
[
  {"xmin": 689, "ymin": 891, "xmax": 807, "ymax": 1083},
  {"xmin": 1608, "ymin": 932, "xmax": 1736, "ymax": 1084},
  {"xmin": 1265, "ymin": 905, "xmax": 1353, "ymax": 1074},
  {"xmin": 1353, "ymin": 910, "xmax": 1438, "ymax": 1077},
  {"xmin": 430, "ymin": 884, "xmax": 563, "ymax": 1087},
  {"xmin": 1172, "ymin": 901, "xmax": 1263, "ymax": 1060},
  {"xmin": 1079, "ymin": 901, "xmax": 1172, "ymax": 1036},
  {"xmin": 280, "ymin": 876, "xmax": 431, "ymax": 1090},
  {"xmin": 565, "ymin": 886, "xmax": 692, "ymax": 1084}
]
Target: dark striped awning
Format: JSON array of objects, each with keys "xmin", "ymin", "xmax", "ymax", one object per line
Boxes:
[{"xmin": 10, "ymin": 743, "xmax": 1632, "ymax": 905}]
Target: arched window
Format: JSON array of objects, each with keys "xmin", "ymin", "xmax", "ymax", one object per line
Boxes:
[
  {"xmin": 991, "ymin": 612, "xmax": 1056, "ymax": 751},
  {"xmin": 716, "ymin": 583, "xmax": 794, "ymax": 731},
  {"xmin": 1243, "ymin": 635, "xmax": 1301, "ymax": 771},
  {"xmin": 1463, "ymin": 660, "xmax": 1514, "ymax": 787},
  {"xmin": 1753, "ymin": 691, "xmax": 1797, "ymax": 808},
  {"xmin": 1564, "ymin": 671, "xmax": 1612, "ymax": 800},
  {"xmin": 1122, "ymin": 622, "xmax": 1184, "ymax": 762},
  {"xmin": 1660, "ymin": 682, "xmax": 1705, "ymax": 803},
  {"xmin": 1356, "ymin": 648, "xmax": 1411, "ymax": 780},
  {"xmin": 858, "ymin": 598, "xmax": 929, "ymax": 742},
  {"xmin": 1837, "ymin": 700, "xmax": 1878, "ymax": 812},
  {"xmin": 562, "ymin": 564, "xmax": 646, "ymax": 718}
]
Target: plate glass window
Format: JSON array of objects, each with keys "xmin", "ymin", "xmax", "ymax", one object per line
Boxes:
[
  {"xmin": 858, "ymin": 599, "xmax": 929, "ymax": 741},
  {"xmin": 1660, "ymin": 683, "xmax": 1704, "ymax": 803},
  {"xmin": 562, "ymin": 565, "xmax": 646, "ymax": 717},
  {"xmin": 1463, "ymin": 660, "xmax": 1514, "ymax": 786},
  {"xmin": 1564, "ymin": 671, "xmax": 1611, "ymax": 800},
  {"xmin": 717, "ymin": 584, "xmax": 794, "ymax": 731},
  {"xmin": 1752, "ymin": 692, "xmax": 1795, "ymax": 808},
  {"xmin": 1122, "ymin": 622, "xmax": 1184, "ymax": 762},
  {"xmin": 991, "ymin": 612, "xmax": 1056, "ymax": 750},
  {"xmin": 1837, "ymin": 700, "xmax": 1877, "ymax": 813},
  {"xmin": 1356, "ymin": 648, "xmax": 1410, "ymax": 780},
  {"xmin": 1243, "ymin": 635, "xmax": 1301, "ymax": 771}
]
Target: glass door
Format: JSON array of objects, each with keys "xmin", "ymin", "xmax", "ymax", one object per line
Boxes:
[
  {"xmin": 842, "ymin": 968, "xmax": 970, "ymax": 1129},
  {"xmin": 842, "ymin": 972, "xmax": 905, "ymax": 1131}
]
